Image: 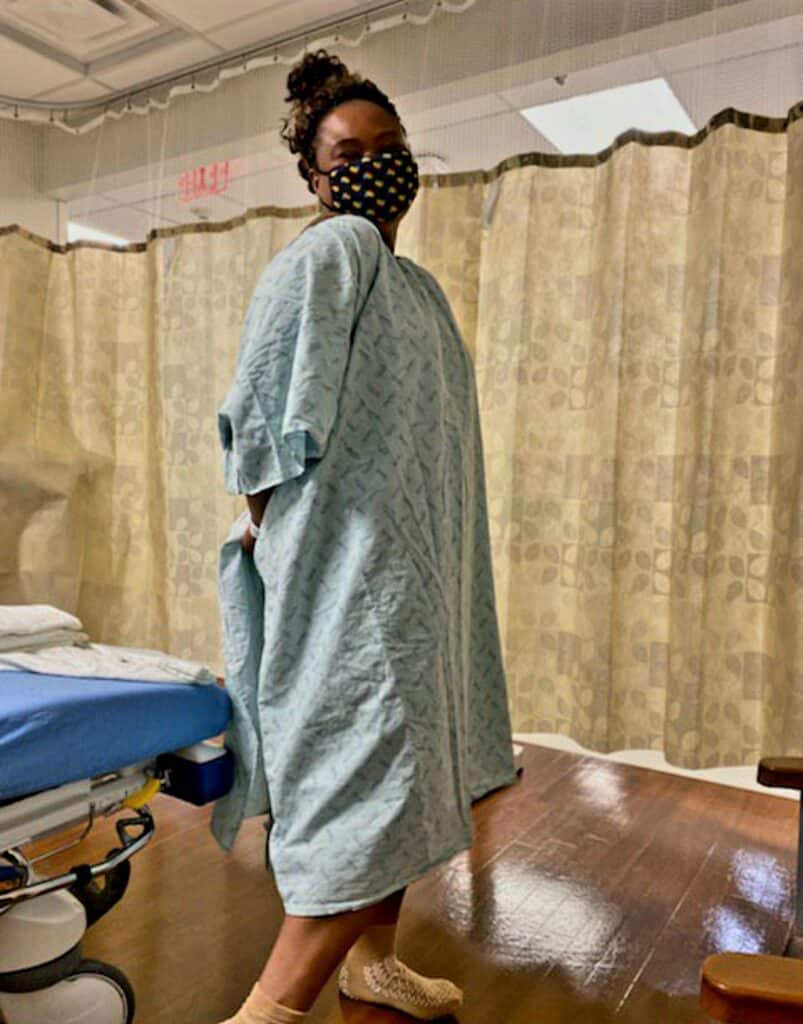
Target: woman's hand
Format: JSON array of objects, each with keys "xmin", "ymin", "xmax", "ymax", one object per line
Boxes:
[
  {"xmin": 240, "ymin": 526, "xmax": 257, "ymax": 555},
  {"xmin": 243, "ymin": 489, "xmax": 272, "ymax": 555}
]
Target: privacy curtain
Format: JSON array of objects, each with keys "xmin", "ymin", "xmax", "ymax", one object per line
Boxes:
[{"xmin": 1, "ymin": 106, "xmax": 801, "ymax": 768}]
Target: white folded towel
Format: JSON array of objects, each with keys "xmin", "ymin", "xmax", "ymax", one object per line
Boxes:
[
  {"xmin": 0, "ymin": 628, "xmax": 90, "ymax": 653},
  {"xmin": 0, "ymin": 604, "xmax": 84, "ymax": 640},
  {"xmin": 0, "ymin": 643, "xmax": 216, "ymax": 685}
]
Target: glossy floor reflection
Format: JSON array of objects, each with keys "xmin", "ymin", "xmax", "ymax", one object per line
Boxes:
[{"xmin": 42, "ymin": 743, "xmax": 797, "ymax": 1023}]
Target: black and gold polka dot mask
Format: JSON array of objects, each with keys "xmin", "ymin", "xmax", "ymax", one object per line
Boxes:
[{"xmin": 316, "ymin": 149, "xmax": 420, "ymax": 223}]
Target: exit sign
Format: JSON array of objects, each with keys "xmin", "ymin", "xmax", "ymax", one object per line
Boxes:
[{"xmin": 178, "ymin": 161, "xmax": 231, "ymax": 202}]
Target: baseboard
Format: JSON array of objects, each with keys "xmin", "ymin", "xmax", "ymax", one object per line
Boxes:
[
  {"xmin": 513, "ymin": 742, "xmax": 525, "ymax": 776},
  {"xmin": 512, "ymin": 732, "xmax": 799, "ymax": 801}
]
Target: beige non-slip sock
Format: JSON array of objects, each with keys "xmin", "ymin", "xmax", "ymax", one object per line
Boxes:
[
  {"xmin": 217, "ymin": 981, "xmax": 307, "ymax": 1024},
  {"xmin": 338, "ymin": 925, "xmax": 463, "ymax": 1021}
]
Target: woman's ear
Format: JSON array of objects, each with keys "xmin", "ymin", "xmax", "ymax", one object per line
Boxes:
[{"xmin": 308, "ymin": 144, "xmax": 323, "ymax": 193}]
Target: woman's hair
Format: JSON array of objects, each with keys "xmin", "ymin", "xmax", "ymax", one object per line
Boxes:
[{"xmin": 279, "ymin": 49, "xmax": 406, "ymax": 196}]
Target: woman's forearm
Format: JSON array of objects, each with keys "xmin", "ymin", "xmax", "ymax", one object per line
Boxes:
[{"xmin": 246, "ymin": 488, "xmax": 273, "ymax": 528}]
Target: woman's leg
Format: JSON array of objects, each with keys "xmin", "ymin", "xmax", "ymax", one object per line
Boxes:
[
  {"xmin": 259, "ymin": 888, "xmax": 406, "ymax": 1009},
  {"xmin": 220, "ymin": 882, "xmax": 462, "ymax": 1022},
  {"xmin": 218, "ymin": 889, "xmax": 405, "ymax": 1022}
]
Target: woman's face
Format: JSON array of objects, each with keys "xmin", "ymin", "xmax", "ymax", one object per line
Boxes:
[{"xmin": 310, "ymin": 99, "xmax": 410, "ymax": 225}]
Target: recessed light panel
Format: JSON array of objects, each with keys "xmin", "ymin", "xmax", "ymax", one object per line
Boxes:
[{"xmin": 522, "ymin": 78, "xmax": 697, "ymax": 155}]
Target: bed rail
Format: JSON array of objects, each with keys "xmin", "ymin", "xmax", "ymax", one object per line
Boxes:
[{"xmin": 0, "ymin": 807, "xmax": 153, "ymax": 909}]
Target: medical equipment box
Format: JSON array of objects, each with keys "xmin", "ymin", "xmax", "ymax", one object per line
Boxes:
[{"xmin": 156, "ymin": 743, "xmax": 233, "ymax": 806}]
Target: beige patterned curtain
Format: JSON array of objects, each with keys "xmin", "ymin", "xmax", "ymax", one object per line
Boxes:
[{"xmin": 1, "ymin": 107, "xmax": 801, "ymax": 768}]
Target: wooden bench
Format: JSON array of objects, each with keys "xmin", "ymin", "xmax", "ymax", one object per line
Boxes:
[
  {"xmin": 699, "ymin": 758, "xmax": 803, "ymax": 1021},
  {"xmin": 701, "ymin": 953, "xmax": 803, "ymax": 1022}
]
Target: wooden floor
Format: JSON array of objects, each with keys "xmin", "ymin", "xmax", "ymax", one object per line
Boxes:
[{"xmin": 28, "ymin": 743, "xmax": 799, "ymax": 1023}]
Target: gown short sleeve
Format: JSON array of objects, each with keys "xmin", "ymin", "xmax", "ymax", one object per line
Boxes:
[{"xmin": 218, "ymin": 219, "xmax": 379, "ymax": 495}]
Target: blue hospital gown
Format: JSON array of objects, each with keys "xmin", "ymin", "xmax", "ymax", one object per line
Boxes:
[{"xmin": 214, "ymin": 213, "xmax": 515, "ymax": 915}]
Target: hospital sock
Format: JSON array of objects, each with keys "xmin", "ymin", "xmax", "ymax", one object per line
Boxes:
[
  {"xmin": 217, "ymin": 981, "xmax": 307, "ymax": 1024},
  {"xmin": 338, "ymin": 924, "xmax": 463, "ymax": 1021}
]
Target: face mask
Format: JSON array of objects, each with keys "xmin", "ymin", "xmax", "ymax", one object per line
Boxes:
[{"xmin": 315, "ymin": 148, "xmax": 420, "ymax": 223}]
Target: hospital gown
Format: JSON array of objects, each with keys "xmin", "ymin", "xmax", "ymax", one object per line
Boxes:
[{"xmin": 213, "ymin": 213, "xmax": 515, "ymax": 915}]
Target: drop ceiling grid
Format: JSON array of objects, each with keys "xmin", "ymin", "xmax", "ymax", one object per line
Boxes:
[
  {"xmin": 0, "ymin": 32, "xmax": 79, "ymax": 96},
  {"xmin": 0, "ymin": 0, "xmax": 365, "ymax": 101},
  {"xmin": 141, "ymin": 0, "xmax": 354, "ymax": 34}
]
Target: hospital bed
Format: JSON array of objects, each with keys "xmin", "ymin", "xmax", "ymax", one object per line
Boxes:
[{"xmin": 0, "ymin": 670, "xmax": 232, "ymax": 1024}]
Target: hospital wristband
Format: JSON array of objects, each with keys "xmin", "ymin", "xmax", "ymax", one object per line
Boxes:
[{"xmin": 248, "ymin": 519, "xmax": 262, "ymax": 539}]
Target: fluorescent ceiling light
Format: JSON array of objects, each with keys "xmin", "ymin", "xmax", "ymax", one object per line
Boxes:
[
  {"xmin": 521, "ymin": 77, "xmax": 696, "ymax": 155},
  {"xmin": 67, "ymin": 221, "xmax": 130, "ymax": 246}
]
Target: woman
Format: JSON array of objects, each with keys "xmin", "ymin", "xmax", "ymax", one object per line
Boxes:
[{"xmin": 216, "ymin": 49, "xmax": 515, "ymax": 1024}]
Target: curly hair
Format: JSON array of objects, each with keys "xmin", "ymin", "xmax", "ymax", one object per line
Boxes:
[{"xmin": 279, "ymin": 49, "xmax": 406, "ymax": 196}]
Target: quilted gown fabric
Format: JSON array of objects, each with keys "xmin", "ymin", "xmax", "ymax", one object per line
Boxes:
[{"xmin": 214, "ymin": 213, "xmax": 515, "ymax": 915}]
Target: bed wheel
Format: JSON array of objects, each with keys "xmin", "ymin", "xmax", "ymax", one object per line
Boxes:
[
  {"xmin": 69, "ymin": 857, "xmax": 131, "ymax": 927},
  {"xmin": 68, "ymin": 959, "xmax": 135, "ymax": 1023},
  {"xmin": 0, "ymin": 958, "xmax": 135, "ymax": 1024}
]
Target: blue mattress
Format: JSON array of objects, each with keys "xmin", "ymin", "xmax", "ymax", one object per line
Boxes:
[{"xmin": 0, "ymin": 671, "xmax": 232, "ymax": 801}]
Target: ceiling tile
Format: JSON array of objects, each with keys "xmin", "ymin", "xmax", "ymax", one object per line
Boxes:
[
  {"xmin": 70, "ymin": 206, "xmax": 176, "ymax": 244},
  {"xmin": 223, "ymin": 163, "xmax": 313, "ymax": 210},
  {"xmin": 207, "ymin": 0, "xmax": 355, "ymax": 51},
  {"xmin": 227, "ymin": 144, "xmax": 296, "ymax": 175},
  {"xmin": 32, "ymin": 78, "xmax": 114, "ymax": 102},
  {"xmin": 68, "ymin": 193, "xmax": 120, "ymax": 217},
  {"xmin": 145, "ymin": 0, "xmax": 292, "ymax": 33},
  {"xmin": 654, "ymin": 14, "xmax": 803, "ymax": 72},
  {"xmin": 135, "ymin": 190, "xmax": 245, "ymax": 225},
  {"xmin": 101, "ymin": 179, "xmax": 178, "ymax": 205},
  {"xmin": 400, "ymin": 93, "xmax": 510, "ymax": 136},
  {"xmin": 497, "ymin": 54, "xmax": 661, "ymax": 112},
  {"xmin": 411, "ymin": 109, "xmax": 559, "ymax": 172},
  {"xmin": 0, "ymin": 0, "xmax": 161, "ymax": 64},
  {"xmin": 668, "ymin": 43, "xmax": 803, "ymax": 125},
  {"xmin": 92, "ymin": 37, "xmax": 221, "ymax": 90},
  {"xmin": 0, "ymin": 32, "xmax": 78, "ymax": 96}
]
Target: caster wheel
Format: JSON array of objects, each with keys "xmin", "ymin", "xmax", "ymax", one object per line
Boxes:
[
  {"xmin": 0, "ymin": 958, "xmax": 134, "ymax": 1023},
  {"xmin": 69, "ymin": 959, "xmax": 135, "ymax": 1023}
]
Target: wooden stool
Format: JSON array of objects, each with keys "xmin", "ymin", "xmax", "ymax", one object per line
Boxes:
[
  {"xmin": 759, "ymin": 758, "xmax": 803, "ymax": 954},
  {"xmin": 701, "ymin": 952, "xmax": 803, "ymax": 1022}
]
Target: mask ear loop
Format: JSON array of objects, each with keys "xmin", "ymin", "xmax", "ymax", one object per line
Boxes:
[{"xmin": 311, "ymin": 160, "xmax": 339, "ymax": 211}]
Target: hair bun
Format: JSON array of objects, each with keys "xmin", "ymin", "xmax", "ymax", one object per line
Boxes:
[{"xmin": 286, "ymin": 49, "xmax": 349, "ymax": 104}]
